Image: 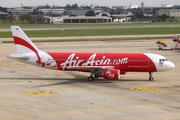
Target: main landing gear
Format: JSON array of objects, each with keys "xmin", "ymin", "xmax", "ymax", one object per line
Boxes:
[
  {"xmin": 88, "ymin": 72, "xmax": 94, "ymax": 82},
  {"xmin": 88, "ymin": 76, "xmax": 94, "ymax": 82},
  {"xmin": 87, "ymin": 70, "xmax": 101, "ymax": 82},
  {"xmin": 87, "ymin": 71, "xmax": 155, "ymax": 81},
  {"xmin": 149, "ymin": 72, "xmax": 154, "ymax": 81}
]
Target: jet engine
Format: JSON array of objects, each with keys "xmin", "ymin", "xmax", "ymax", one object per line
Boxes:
[{"xmin": 102, "ymin": 69, "xmax": 120, "ymax": 80}]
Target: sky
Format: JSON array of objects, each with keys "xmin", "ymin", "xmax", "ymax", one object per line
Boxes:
[{"xmin": 1, "ymin": 0, "xmax": 180, "ymax": 7}]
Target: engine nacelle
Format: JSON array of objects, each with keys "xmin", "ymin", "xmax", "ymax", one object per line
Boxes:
[{"xmin": 102, "ymin": 69, "xmax": 120, "ymax": 80}]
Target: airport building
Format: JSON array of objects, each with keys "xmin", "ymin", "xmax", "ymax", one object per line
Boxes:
[
  {"xmin": 156, "ymin": 9, "xmax": 180, "ymax": 17},
  {"xmin": 46, "ymin": 16, "xmax": 112, "ymax": 23},
  {"xmin": 162, "ymin": 4, "xmax": 174, "ymax": 8},
  {"xmin": 63, "ymin": 16, "xmax": 112, "ymax": 23},
  {"xmin": 112, "ymin": 12, "xmax": 132, "ymax": 22},
  {"xmin": 68, "ymin": 9, "xmax": 89, "ymax": 16},
  {"xmin": 0, "ymin": 11, "xmax": 9, "ymax": 16},
  {"xmin": 7, "ymin": 7, "xmax": 34, "ymax": 15},
  {"xmin": 38, "ymin": 9, "xmax": 65, "ymax": 15},
  {"xmin": 128, "ymin": 4, "xmax": 139, "ymax": 9}
]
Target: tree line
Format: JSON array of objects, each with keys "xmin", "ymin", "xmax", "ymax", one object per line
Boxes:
[{"xmin": 130, "ymin": 13, "xmax": 176, "ymax": 22}]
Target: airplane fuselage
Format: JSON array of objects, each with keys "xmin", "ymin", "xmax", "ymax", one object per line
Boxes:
[{"xmin": 13, "ymin": 51, "xmax": 173, "ymax": 73}]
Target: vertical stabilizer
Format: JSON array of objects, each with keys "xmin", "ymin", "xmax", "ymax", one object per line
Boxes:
[{"xmin": 11, "ymin": 26, "xmax": 40, "ymax": 54}]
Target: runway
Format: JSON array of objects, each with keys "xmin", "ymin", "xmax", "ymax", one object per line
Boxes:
[
  {"xmin": 0, "ymin": 34, "xmax": 175, "ymax": 42},
  {"xmin": 0, "ymin": 40, "xmax": 180, "ymax": 120}
]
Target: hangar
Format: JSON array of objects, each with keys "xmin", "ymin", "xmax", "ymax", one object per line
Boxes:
[
  {"xmin": 63, "ymin": 16, "xmax": 112, "ymax": 23},
  {"xmin": 46, "ymin": 16, "xmax": 112, "ymax": 23},
  {"xmin": 0, "ymin": 11, "xmax": 9, "ymax": 16},
  {"xmin": 156, "ymin": 9, "xmax": 180, "ymax": 17}
]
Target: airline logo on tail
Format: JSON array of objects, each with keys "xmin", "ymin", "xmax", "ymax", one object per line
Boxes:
[{"xmin": 11, "ymin": 26, "xmax": 43, "ymax": 65}]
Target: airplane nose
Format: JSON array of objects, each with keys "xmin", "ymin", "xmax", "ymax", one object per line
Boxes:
[{"xmin": 169, "ymin": 62, "xmax": 175, "ymax": 69}]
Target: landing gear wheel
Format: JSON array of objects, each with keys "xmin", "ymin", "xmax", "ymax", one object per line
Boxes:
[
  {"xmin": 149, "ymin": 72, "xmax": 154, "ymax": 81},
  {"xmin": 149, "ymin": 77, "xmax": 154, "ymax": 81},
  {"xmin": 88, "ymin": 76, "xmax": 94, "ymax": 82}
]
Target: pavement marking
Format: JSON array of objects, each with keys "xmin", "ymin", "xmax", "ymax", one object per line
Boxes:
[
  {"xmin": 25, "ymin": 90, "xmax": 57, "ymax": 95},
  {"xmin": 130, "ymin": 88, "xmax": 160, "ymax": 91}
]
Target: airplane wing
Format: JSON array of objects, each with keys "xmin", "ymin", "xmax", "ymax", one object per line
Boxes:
[{"xmin": 67, "ymin": 66, "xmax": 114, "ymax": 71}]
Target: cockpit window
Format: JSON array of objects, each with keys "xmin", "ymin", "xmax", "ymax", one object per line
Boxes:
[{"xmin": 159, "ymin": 59, "xmax": 168, "ymax": 62}]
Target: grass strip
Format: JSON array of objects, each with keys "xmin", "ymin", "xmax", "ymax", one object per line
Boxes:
[{"xmin": 0, "ymin": 27, "xmax": 179, "ymax": 38}]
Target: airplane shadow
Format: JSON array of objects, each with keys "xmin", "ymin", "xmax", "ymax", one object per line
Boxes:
[
  {"xmin": 0, "ymin": 77, "xmax": 149, "ymax": 88},
  {"xmin": 0, "ymin": 72, "xmax": 149, "ymax": 88}
]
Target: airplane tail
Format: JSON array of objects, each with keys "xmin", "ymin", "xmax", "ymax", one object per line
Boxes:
[{"xmin": 11, "ymin": 26, "xmax": 41, "ymax": 54}]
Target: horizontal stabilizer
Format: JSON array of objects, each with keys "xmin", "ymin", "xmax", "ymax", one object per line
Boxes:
[{"xmin": 8, "ymin": 54, "xmax": 29, "ymax": 61}]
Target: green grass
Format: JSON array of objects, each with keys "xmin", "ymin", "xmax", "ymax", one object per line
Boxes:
[
  {"xmin": 0, "ymin": 27, "xmax": 180, "ymax": 38},
  {"xmin": 1, "ymin": 21, "xmax": 180, "ymax": 39}
]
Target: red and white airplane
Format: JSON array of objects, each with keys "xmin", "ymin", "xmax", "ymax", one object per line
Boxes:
[{"xmin": 8, "ymin": 26, "xmax": 175, "ymax": 81}]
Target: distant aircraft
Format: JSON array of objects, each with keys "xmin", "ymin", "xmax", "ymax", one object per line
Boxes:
[{"xmin": 8, "ymin": 26, "xmax": 175, "ymax": 81}]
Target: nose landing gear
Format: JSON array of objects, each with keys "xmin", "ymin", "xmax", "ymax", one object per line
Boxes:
[{"xmin": 149, "ymin": 72, "xmax": 154, "ymax": 81}]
